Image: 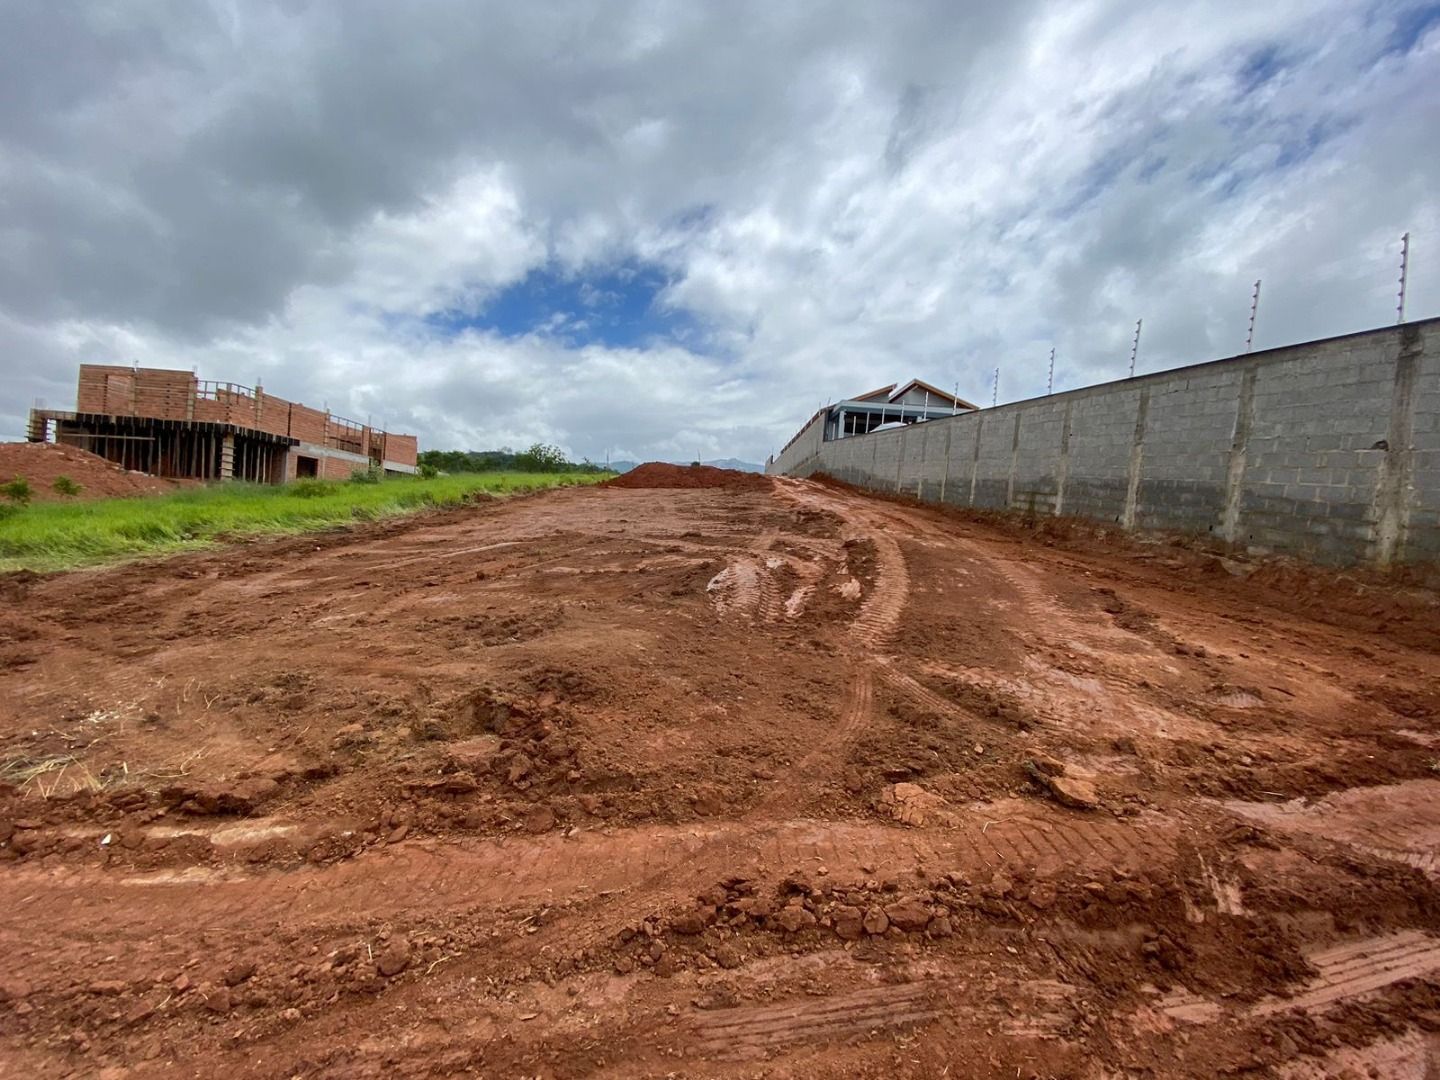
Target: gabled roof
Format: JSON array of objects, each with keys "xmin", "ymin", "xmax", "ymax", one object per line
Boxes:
[
  {"xmin": 850, "ymin": 383, "xmax": 896, "ymax": 403},
  {"xmin": 889, "ymin": 378, "xmax": 979, "ymax": 411}
]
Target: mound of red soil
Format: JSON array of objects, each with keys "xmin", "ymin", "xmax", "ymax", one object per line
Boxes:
[
  {"xmin": 0, "ymin": 442, "xmax": 180, "ymax": 501},
  {"xmin": 605, "ymin": 461, "xmax": 772, "ymax": 491}
]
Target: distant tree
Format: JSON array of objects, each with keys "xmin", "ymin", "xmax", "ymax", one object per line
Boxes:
[
  {"xmin": 417, "ymin": 445, "xmax": 614, "ymax": 475},
  {"xmin": 514, "ymin": 443, "xmax": 569, "ymax": 472}
]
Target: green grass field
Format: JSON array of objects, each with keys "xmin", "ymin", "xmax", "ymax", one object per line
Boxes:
[{"xmin": 0, "ymin": 472, "xmax": 608, "ymax": 573}]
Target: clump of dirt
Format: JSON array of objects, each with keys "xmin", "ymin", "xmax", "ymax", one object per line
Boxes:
[
  {"xmin": 0, "ymin": 442, "xmax": 182, "ymax": 501},
  {"xmin": 589, "ymin": 862, "xmax": 1318, "ymax": 1004},
  {"xmin": 419, "ymin": 606, "xmax": 564, "ymax": 647},
  {"xmin": 933, "ymin": 676, "xmax": 1035, "ymax": 731},
  {"xmin": 605, "ymin": 462, "xmax": 772, "ymax": 491}
]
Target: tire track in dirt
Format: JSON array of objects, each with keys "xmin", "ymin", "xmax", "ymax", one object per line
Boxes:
[
  {"xmin": 1252, "ymin": 932, "xmax": 1440, "ymax": 1016},
  {"xmin": 689, "ymin": 980, "xmax": 943, "ymax": 1059},
  {"xmin": 850, "ymin": 530, "xmax": 909, "ymax": 649},
  {"xmin": 1354, "ymin": 846, "xmax": 1439, "ymax": 875},
  {"xmin": 877, "ymin": 663, "xmax": 967, "ymax": 718},
  {"xmin": 686, "ymin": 974, "xmax": 1084, "ymax": 1061},
  {"xmin": 771, "ymin": 480, "xmax": 910, "ymax": 645},
  {"xmin": 0, "ymin": 814, "xmax": 1177, "ymax": 979},
  {"xmin": 1159, "ymin": 931, "xmax": 1440, "ymax": 1024},
  {"xmin": 1223, "ymin": 781, "xmax": 1440, "ymax": 879},
  {"xmin": 705, "ymin": 558, "xmax": 762, "ymax": 619}
]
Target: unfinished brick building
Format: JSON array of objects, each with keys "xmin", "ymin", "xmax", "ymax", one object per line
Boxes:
[{"xmin": 27, "ymin": 365, "xmax": 419, "ymax": 483}]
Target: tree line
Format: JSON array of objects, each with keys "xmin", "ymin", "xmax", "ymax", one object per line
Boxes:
[{"xmin": 416, "ymin": 443, "xmax": 611, "ymax": 475}]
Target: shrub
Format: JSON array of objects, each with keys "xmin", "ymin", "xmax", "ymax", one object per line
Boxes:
[
  {"xmin": 348, "ymin": 466, "xmax": 381, "ymax": 484},
  {"xmin": 1, "ymin": 478, "xmax": 32, "ymax": 505},
  {"xmin": 416, "ymin": 463, "xmax": 439, "ymax": 480},
  {"xmin": 288, "ymin": 479, "xmax": 337, "ymax": 499},
  {"xmin": 52, "ymin": 475, "xmax": 82, "ymax": 497}
]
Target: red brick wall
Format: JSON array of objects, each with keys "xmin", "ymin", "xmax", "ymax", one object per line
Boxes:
[
  {"xmin": 74, "ymin": 364, "xmax": 419, "ymax": 472},
  {"xmin": 286, "ymin": 449, "xmax": 367, "ymax": 481},
  {"xmin": 134, "ymin": 370, "xmax": 201, "ymax": 418},
  {"xmin": 77, "ymin": 365, "xmax": 132, "ymax": 412},
  {"xmin": 287, "ymin": 404, "xmax": 328, "ymax": 444},
  {"xmin": 381, "ymin": 433, "xmax": 418, "ymax": 467},
  {"xmin": 254, "ymin": 393, "xmax": 292, "ymax": 438},
  {"xmin": 320, "ymin": 455, "xmax": 361, "ymax": 481},
  {"xmin": 77, "ymin": 365, "xmax": 197, "ymax": 418}
]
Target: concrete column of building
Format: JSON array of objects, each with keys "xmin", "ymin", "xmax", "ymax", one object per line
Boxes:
[{"xmin": 220, "ymin": 433, "xmax": 235, "ymax": 480}]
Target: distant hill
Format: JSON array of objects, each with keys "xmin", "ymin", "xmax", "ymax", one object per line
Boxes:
[
  {"xmin": 607, "ymin": 458, "xmax": 762, "ymax": 474},
  {"xmin": 703, "ymin": 458, "xmax": 764, "ymax": 473}
]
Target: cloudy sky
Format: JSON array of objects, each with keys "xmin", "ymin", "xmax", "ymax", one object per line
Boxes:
[{"xmin": 2, "ymin": 1, "xmax": 1438, "ymax": 464}]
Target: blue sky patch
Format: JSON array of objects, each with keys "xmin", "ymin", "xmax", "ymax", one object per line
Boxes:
[
  {"xmin": 1238, "ymin": 44, "xmax": 1289, "ymax": 94},
  {"xmin": 1380, "ymin": 2, "xmax": 1440, "ymax": 57},
  {"xmin": 423, "ymin": 260, "xmax": 700, "ymax": 348}
]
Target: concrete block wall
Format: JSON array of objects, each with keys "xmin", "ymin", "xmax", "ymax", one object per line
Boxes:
[
  {"xmin": 768, "ymin": 319, "xmax": 1439, "ymax": 568},
  {"xmin": 1411, "ymin": 332, "xmax": 1440, "ymax": 562}
]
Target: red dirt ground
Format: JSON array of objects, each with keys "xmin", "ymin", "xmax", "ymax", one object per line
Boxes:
[
  {"xmin": 0, "ymin": 442, "xmax": 181, "ymax": 501},
  {"xmin": 605, "ymin": 461, "xmax": 773, "ymax": 491},
  {"xmin": 1, "ymin": 477, "xmax": 1439, "ymax": 1077}
]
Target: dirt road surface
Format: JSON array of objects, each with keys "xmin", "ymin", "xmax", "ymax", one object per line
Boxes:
[{"xmin": 2, "ymin": 472, "xmax": 1439, "ymax": 1077}]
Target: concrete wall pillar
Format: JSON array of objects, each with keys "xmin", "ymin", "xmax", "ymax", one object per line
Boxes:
[
  {"xmin": 1005, "ymin": 413, "xmax": 1022, "ymax": 508},
  {"xmin": 1220, "ymin": 365, "xmax": 1258, "ymax": 544},
  {"xmin": 1121, "ymin": 388, "xmax": 1151, "ymax": 529},
  {"xmin": 968, "ymin": 414, "xmax": 984, "ymax": 506},
  {"xmin": 939, "ymin": 422, "xmax": 954, "ymax": 503},
  {"xmin": 1054, "ymin": 399, "xmax": 1073, "ymax": 516},
  {"xmin": 1372, "ymin": 325, "xmax": 1422, "ymax": 566},
  {"xmin": 220, "ymin": 434, "xmax": 235, "ymax": 480}
]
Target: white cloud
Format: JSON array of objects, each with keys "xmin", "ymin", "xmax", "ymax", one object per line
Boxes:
[{"xmin": 1, "ymin": 0, "xmax": 1437, "ymax": 461}]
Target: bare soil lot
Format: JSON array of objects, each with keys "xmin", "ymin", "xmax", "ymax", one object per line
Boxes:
[{"xmin": 2, "ymin": 474, "xmax": 1439, "ymax": 1077}]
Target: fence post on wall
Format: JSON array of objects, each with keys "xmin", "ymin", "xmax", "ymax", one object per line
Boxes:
[{"xmin": 1122, "ymin": 388, "xmax": 1150, "ymax": 529}]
